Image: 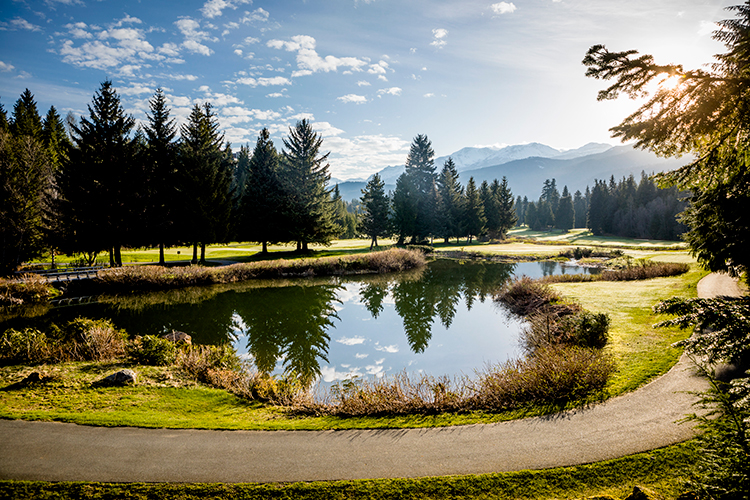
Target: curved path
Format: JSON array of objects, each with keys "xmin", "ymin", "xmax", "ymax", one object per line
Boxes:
[{"xmin": 0, "ymin": 273, "xmax": 742, "ymax": 483}]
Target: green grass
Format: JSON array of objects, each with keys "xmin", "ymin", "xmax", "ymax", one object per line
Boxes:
[
  {"xmin": 0, "ymin": 252, "xmax": 705, "ymax": 430},
  {"xmin": 0, "ymin": 441, "xmax": 697, "ymax": 499},
  {"xmin": 507, "ymin": 228, "xmax": 688, "ymax": 249}
]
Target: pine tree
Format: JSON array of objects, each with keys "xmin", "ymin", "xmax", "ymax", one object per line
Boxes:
[
  {"xmin": 525, "ymin": 201, "xmax": 540, "ymax": 230},
  {"xmin": 41, "ymin": 106, "xmax": 71, "ymax": 173},
  {"xmin": 177, "ymin": 103, "xmax": 232, "ymax": 264},
  {"xmin": 0, "ymin": 99, "xmax": 8, "ymax": 131},
  {"xmin": 143, "ymin": 89, "xmax": 178, "ymax": 265},
  {"xmin": 10, "ymin": 89, "xmax": 42, "ymax": 139},
  {"xmin": 496, "ymin": 176, "xmax": 517, "ymax": 238},
  {"xmin": 587, "ymin": 180, "xmax": 608, "ymax": 235},
  {"xmin": 391, "ymin": 172, "xmax": 417, "ymax": 245},
  {"xmin": 480, "ymin": 180, "xmax": 500, "ymax": 239},
  {"xmin": 436, "ymin": 157, "xmax": 463, "ymax": 243},
  {"xmin": 57, "ymin": 81, "xmax": 137, "ymax": 267},
  {"xmin": 404, "ymin": 134, "xmax": 436, "ymax": 242},
  {"xmin": 573, "ymin": 190, "xmax": 587, "ymax": 228},
  {"xmin": 0, "ymin": 128, "xmax": 50, "ymax": 273},
  {"xmin": 462, "ymin": 177, "xmax": 486, "ymax": 243},
  {"xmin": 280, "ymin": 119, "xmax": 337, "ymax": 251},
  {"xmin": 555, "ymin": 192, "xmax": 575, "ymax": 231},
  {"xmin": 360, "ymin": 173, "xmax": 390, "ymax": 249}
]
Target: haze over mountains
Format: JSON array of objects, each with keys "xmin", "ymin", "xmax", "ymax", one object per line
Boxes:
[{"xmin": 333, "ymin": 142, "xmax": 688, "ymax": 203}]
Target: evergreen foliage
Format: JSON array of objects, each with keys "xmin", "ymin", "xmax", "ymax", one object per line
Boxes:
[
  {"xmin": 360, "ymin": 173, "xmax": 390, "ymax": 249},
  {"xmin": 462, "ymin": 177, "xmax": 486, "ymax": 243},
  {"xmin": 391, "ymin": 172, "xmax": 417, "ymax": 245},
  {"xmin": 280, "ymin": 119, "xmax": 337, "ymax": 251},
  {"xmin": 9, "ymin": 89, "xmax": 42, "ymax": 139},
  {"xmin": 56, "ymin": 81, "xmax": 137, "ymax": 267},
  {"xmin": 143, "ymin": 89, "xmax": 178, "ymax": 264},
  {"xmin": 177, "ymin": 103, "xmax": 232, "ymax": 264},
  {"xmin": 555, "ymin": 192, "xmax": 575, "ymax": 231},
  {"xmin": 403, "ymin": 134, "xmax": 436, "ymax": 243},
  {"xmin": 584, "ymin": 1, "xmax": 750, "ymax": 276},
  {"xmin": 436, "ymin": 157, "xmax": 464, "ymax": 243},
  {"xmin": 495, "ymin": 176, "xmax": 517, "ymax": 238},
  {"xmin": 239, "ymin": 128, "xmax": 284, "ymax": 253}
]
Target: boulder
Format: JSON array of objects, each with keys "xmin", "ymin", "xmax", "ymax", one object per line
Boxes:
[
  {"xmin": 161, "ymin": 330, "xmax": 192, "ymax": 345},
  {"xmin": 99, "ymin": 369, "xmax": 137, "ymax": 387},
  {"xmin": 624, "ymin": 486, "xmax": 655, "ymax": 500}
]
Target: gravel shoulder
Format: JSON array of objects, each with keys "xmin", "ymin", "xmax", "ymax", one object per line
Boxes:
[{"xmin": 0, "ymin": 273, "xmax": 742, "ymax": 483}]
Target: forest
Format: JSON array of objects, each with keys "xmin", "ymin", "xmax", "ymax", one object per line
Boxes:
[{"xmin": 1, "ymin": 81, "xmax": 687, "ymax": 275}]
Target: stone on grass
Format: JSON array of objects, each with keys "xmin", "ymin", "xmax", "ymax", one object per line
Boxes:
[
  {"xmin": 100, "ymin": 369, "xmax": 137, "ymax": 387},
  {"xmin": 161, "ymin": 330, "xmax": 192, "ymax": 345}
]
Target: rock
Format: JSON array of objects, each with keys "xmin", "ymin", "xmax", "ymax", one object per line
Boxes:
[
  {"xmin": 161, "ymin": 330, "xmax": 192, "ymax": 345},
  {"xmin": 624, "ymin": 486, "xmax": 654, "ymax": 500},
  {"xmin": 99, "ymin": 369, "xmax": 137, "ymax": 387}
]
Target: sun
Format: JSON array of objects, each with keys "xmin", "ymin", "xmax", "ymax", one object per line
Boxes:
[{"xmin": 656, "ymin": 73, "xmax": 683, "ymax": 92}]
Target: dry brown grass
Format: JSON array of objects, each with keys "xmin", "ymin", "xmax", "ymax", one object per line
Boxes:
[
  {"xmin": 0, "ymin": 273, "xmax": 57, "ymax": 306},
  {"xmin": 93, "ymin": 248, "xmax": 425, "ymax": 293}
]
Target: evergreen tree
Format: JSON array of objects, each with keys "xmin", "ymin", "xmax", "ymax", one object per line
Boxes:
[
  {"xmin": 495, "ymin": 176, "xmax": 517, "ymax": 238},
  {"xmin": 360, "ymin": 173, "xmax": 390, "ymax": 249},
  {"xmin": 525, "ymin": 201, "xmax": 540, "ymax": 230},
  {"xmin": 537, "ymin": 200, "xmax": 555, "ymax": 229},
  {"xmin": 239, "ymin": 128, "xmax": 284, "ymax": 253},
  {"xmin": 41, "ymin": 106, "xmax": 71, "ymax": 173},
  {"xmin": 232, "ymin": 145, "xmax": 251, "ymax": 203},
  {"xmin": 573, "ymin": 189, "xmax": 587, "ymax": 228},
  {"xmin": 332, "ymin": 185, "xmax": 358, "ymax": 239},
  {"xmin": 0, "ymin": 99, "xmax": 8, "ymax": 131},
  {"xmin": 436, "ymin": 157, "xmax": 463, "ymax": 243},
  {"xmin": 587, "ymin": 180, "xmax": 608, "ymax": 235},
  {"xmin": 480, "ymin": 180, "xmax": 500, "ymax": 239},
  {"xmin": 541, "ymin": 178, "xmax": 560, "ymax": 211},
  {"xmin": 280, "ymin": 119, "xmax": 337, "ymax": 251},
  {"xmin": 555, "ymin": 192, "xmax": 575, "ymax": 231},
  {"xmin": 514, "ymin": 195, "xmax": 525, "ymax": 227},
  {"xmin": 0, "ymin": 128, "xmax": 50, "ymax": 273},
  {"xmin": 404, "ymin": 134, "xmax": 436, "ymax": 242},
  {"xmin": 57, "ymin": 81, "xmax": 137, "ymax": 267},
  {"xmin": 143, "ymin": 89, "xmax": 178, "ymax": 265},
  {"xmin": 10, "ymin": 89, "xmax": 42, "ymax": 139},
  {"xmin": 391, "ymin": 172, "xmax": 417, "ymax": 245},
  {"xmin": 462, "ymin": 177, "xmax": 486, "ymax": 243},
  {"xmin": 177, "ymin": 103, "xmax": 232, "ymax": 264}
]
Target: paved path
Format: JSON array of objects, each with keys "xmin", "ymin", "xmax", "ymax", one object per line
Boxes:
[{"xmin": 0, "ymin": 273, "xmax": 742, "ymax": 483}]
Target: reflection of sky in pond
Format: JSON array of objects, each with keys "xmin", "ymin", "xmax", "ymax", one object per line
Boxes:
[{"xmin": 0, "ymin": 260, "xmax": 600, "ymax": 388}]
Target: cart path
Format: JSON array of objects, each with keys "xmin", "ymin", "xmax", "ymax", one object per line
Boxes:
[{"xmin": 0, "ymin": 273, "xmax": 742, "ymax": 483}]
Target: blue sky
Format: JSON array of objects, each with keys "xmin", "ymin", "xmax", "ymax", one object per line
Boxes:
[{"xmin": 0, "ymin": 0, "xmax": 734, "ymax": 180}]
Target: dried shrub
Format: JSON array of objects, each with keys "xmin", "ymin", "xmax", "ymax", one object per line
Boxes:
[
  {"xmin": 495, "ymin": 276, "xmax": 580, "ymax": 317},
  {"xmin": 0, "ymin": 274, "xmax": 58, "ymax": 306},
  {"xmin": 61, "ymin": 318, "xmax": 127, "ymax": 362},
  {"xmin": 0, "ymin": 327, "xmax": 51, "ymax": 364},
  {"xmin": 521, "ymin": 310, "xmax": 610, "ymax": 353},
  {"xmin": 473, "ymin": 345, "xmax": 616, "ymax": 410},
  {"xmin": 600, "ymin": 261, "xmax": 690, "ymax": 281},
  {"xmin": 176, "ymin": 344, "xmax": 241, "ymax": 382},
  {"xmin": 128, "ymin": 335, "xmax": 176, "ymax": 366}
]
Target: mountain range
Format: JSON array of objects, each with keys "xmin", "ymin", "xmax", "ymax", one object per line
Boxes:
[{"xmin": 333, "ymin": 142, "xmax": 688, "ymax": 203}]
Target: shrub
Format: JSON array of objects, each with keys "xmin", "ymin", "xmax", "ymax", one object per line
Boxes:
[
  {"xmin": 0, "ymin": 274, "xmax": 58, "ymax": 306},
  {"xmin": 495, "ymin": 276, "xmax": 581, "ymax": 317},
  {"xmin": 0, "ymin": 328, "xmax": 50, "ymax": 364},
  {"xmin": 128, "ymin": 335, "xmax": 177, "ymax": 366},
  {"xmin": 560, "ymin": 311, "xmax": 610, "ymax": 349},
  {"xmin": 474, "ymin": 345, "xmax": 616, "ymax": 410},
  {"xmin": 62, "ymin": 318, "xmax": 127, "ymax": 361},
  {"xmin": 176, "ymin": 344, "xmax": 241, "ymax": 382}
]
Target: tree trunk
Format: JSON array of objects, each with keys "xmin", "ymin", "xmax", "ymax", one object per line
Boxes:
[
  {"xmin": 200, "ymin": 243, "xmax": 206, "ymax": 265},
  {"xmin": 159, "ymin": 243, "xmax": 165, "ymax": 265},
  {"xmin": 51, "ymin": 249, "xmax": 56, "ymax": 270},
  {"xmin": 302, "ymin": 241, "xmax": 308, "ymax": 252},
  {"xmin": 296, "ymin": 241, "xmax": 302, "ymax": 252},
  {"xmin": 114, "ymin": 245, "xmax": 122, "ymax": 267},
  {"xmin": 262, "ymin": 241, "xmax": 268, "ymax": 254},
  {"xmin": 109, "ymin": 247, "xmax": 115, "ymax": 268},
  {"xmin": 191, "ymin": 243, "xmax": 198, "ymax": 265}
]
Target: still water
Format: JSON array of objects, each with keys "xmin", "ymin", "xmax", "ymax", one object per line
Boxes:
[{"xmin": 2, "ymin": 260, "xmax": 598, "ymax": 386}]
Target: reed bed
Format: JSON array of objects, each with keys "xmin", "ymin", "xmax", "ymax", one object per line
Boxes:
[
  {"xmin": 92, "ymin": 248, "xmax": 425, "ymax": 293},
  {"xmin": 539, "ymin": 261, "xmax": 690, "ymax": 284},
  {"xmin": 0, "ymin": 273, "xmax": 58, "ymax": 306}
]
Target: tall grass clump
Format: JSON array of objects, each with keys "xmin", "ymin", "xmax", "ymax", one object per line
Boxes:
[
  {"xmin": 91, "ymin": 248, "xmax": 425, "ymax": 293},
  {"xmin": 0, "ymin": 274, "xmax": 58, "ymax": 306},
  {"xmin": 539, "ymin": 261, "xmax": 690, "ymax": 283},
  {"xmin": 0, "ymin": 327, "xmax": 51, "ymax": 364}
]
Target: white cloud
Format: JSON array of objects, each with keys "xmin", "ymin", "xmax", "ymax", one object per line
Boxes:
[
  {"xmin": 113, "ymin": 15, "xmax": 143, "ymax": 27},
  {"xmin": 698, "ymin": 20, "xmax": 716, "ymax": 37},
  {"xmin": 201, "ymin": 0, "xmax": 253, "ymax": 18},
  {"xmin": 240, "ymin": 8, "xmax": 270, "ymax": 24},
  {"xmin": 355, "ymin": 353, "xmax": 368, "ymax": 359},
  {"xmin": 220, "ymin": 106, "xmax": 282, "ymax": 125},
  {"xmin": 423, "ymin": 93, "xmax": 435, "ymax": 98},
  {"xmin": 337, "ymin": 94, "xmax": 368, "ymax": 104},
  {"xmin": 356, "ymin": 80, "xmax": 371, "ymax": 87},
  {"xmin": 325, "ymin": 134, "xmax": 410, "ymax": 179},
  {"xmin": 243, "ymin": 36, "xmax": 260, "ymax": 44},
  {"xmin": 377, "ymin": 87, "xmax": 401, "ymax": 96},
  {"xmin": 64, "ymin": 22, "xmax": 92, "ymax": 39},
  {"xmin": 119, "ymin": 83, "xmax": 155, "ymax": 96},
  {"xmin": 314, "ymin": 121, "xmax": 345, "ymax": 137},
  {"xmin": 268, "ymin": 35, "xmax": 367, "ymax": 75},
  {"xmin": 166, "ymin": 73, "xmax": 198, "ymax": 81},
  {"xmin": 491, "ymin": 2, "xmax": 517, "ymax": 15},
  {"xmin": 3, "ymin": 17, "xmax": 43, "ymax": 32},
  {"xmin": 336, "ymin": 336, "xmax": 366, "ymax": 345},
  {"xmin": 266, "ymin": 92, "xmax": 286, "ymax": 98},
  {"xmin": 375, "ymin": 344, "xmax": 398, "ymax": 354},
  {"xmin": 431, "ymin": 28, "xmax": 448, "ymax": 48},
  {"xmin": 175, "ymin": 17, "xmax": 216, "ymax": 56},
  {"xmin": 233, "ymin": 76, "xmax": 291, "ymax": 87},
  {"xmin": 158, "ymin": 42, "xmax": 181, "ymax": 57},
  {"xmin": 0, "ymin": 61, "xmax": 15, "ymax": 72}
]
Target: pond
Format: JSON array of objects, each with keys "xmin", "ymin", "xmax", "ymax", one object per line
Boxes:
[{"xmin": 1, "ymin": 259, "xmax": 599, "ymax": 387}]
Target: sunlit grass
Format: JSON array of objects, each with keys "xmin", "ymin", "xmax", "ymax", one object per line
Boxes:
[{"xmin": 508, "ymin": 227, "xmax": 687, "ymax": 249}]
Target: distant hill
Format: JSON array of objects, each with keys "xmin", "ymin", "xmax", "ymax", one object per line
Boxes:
[
  {"xmin": 332, "ymin": 143, "xmax": 688, "ymax": 202},
  {"xmin": 461, "ymin": 146, "xmax": 688, "ymax": 198}
]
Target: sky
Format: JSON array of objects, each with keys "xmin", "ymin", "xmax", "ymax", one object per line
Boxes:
[{"xmin": 0, "ymin": 0, "xmax": 736, "ymax": 180}]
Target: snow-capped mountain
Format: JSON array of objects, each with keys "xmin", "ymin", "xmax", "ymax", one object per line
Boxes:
[{"xmin": 370, "ymin": 142, "xmax": 614, "ymax": 184}]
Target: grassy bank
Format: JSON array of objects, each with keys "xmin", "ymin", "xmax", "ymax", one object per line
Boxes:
[
  {"xmin": 0, "ymin": 441, "xmax": 697, "ymax": 500},
  {"xmin": 0, "ymin": 254, "xmax": 704, "ymax": 430}
]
